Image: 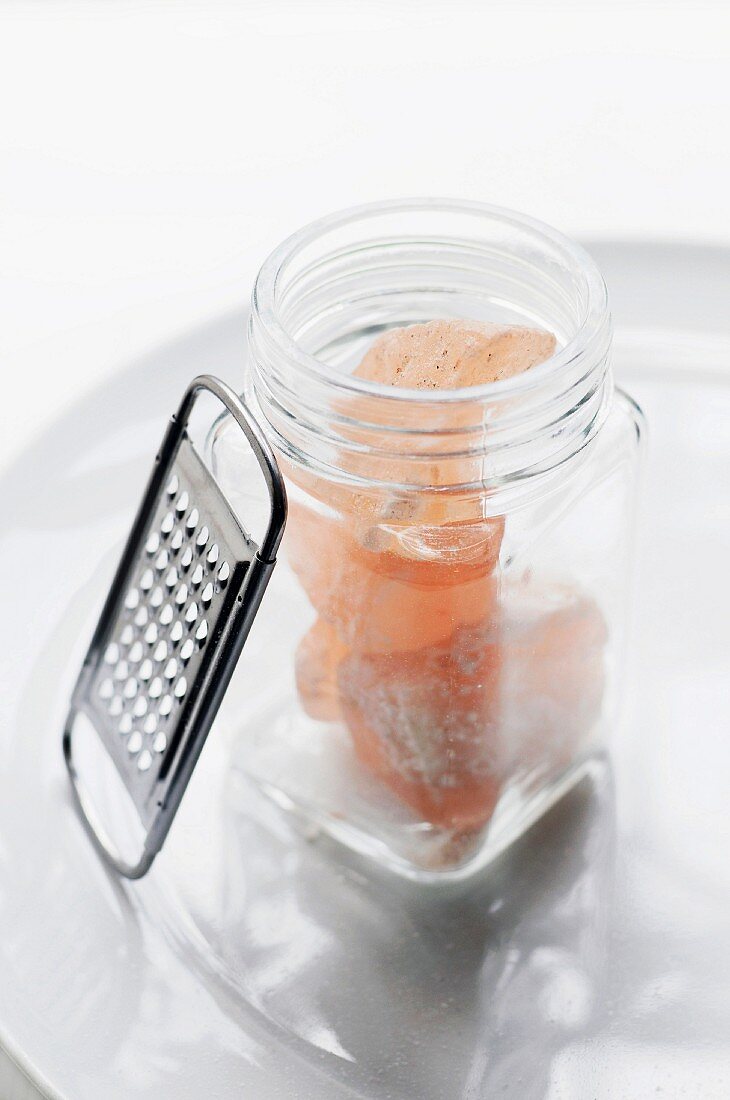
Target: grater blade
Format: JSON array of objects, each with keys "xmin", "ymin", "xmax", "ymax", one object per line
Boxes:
[{"xmin": 63, "ymin": 375, "xmax": 287, "ymax": 879}]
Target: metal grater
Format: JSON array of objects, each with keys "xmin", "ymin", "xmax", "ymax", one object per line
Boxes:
[{"xmin": 63, "ymin": 375, "xmax": 287, "ymax": 879}]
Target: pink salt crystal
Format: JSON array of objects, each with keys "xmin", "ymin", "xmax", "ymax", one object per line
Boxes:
[
  {"xmin": 286, "ymin": 502, "xmax": 498, "ymax": 655},
  {"xmin": 497, "ymin": 585, "xmax": 608, "ymax": 775},
  {"xmin": 295, "ymin": 618, "xmax": 348, "ymax": 722},
  {"xmin": 337, "ymin": 616, "xmax": 503, "ymax": 831},
  {"xmin": 335, "ymin": 583, "xmax": 608, "ymax": 834},
  {"xmin": 343, "ymin": 317, "xmax": 557, "ymax": 535},
  {"xmin": 355, "ymin": 319, "xmax": 557, "ymax": 390}
]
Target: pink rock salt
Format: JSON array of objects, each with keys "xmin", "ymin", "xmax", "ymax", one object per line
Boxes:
[
  {"xmin": 497, "ymin": 585, "xmax": 608, "ymax": 774},
  {"xmin": 337, "ymin": 617, "xmax": 503, "ymax": 832},
  {"xmin": 287, "ymin": 502, "xmax": 498, "ymax": 655},
  {"xmin": 289, "ymin": 317, "xmax": 564, "ymax": 832},
  {"xmin": 354, "ymin": 319, "xmax": 556, "ymax": 390},
  {"xmin": 295, "ymin": 618, "xmax": 348, "ymax": 722}
]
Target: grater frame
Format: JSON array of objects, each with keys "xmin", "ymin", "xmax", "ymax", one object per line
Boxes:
[{"xmin": 63, "ymin": 374, "xmax": 287, "ymax": 879}]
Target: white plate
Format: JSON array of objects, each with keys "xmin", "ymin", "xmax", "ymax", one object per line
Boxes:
[{"xmin": 1, "ymin": 243, "xmax": 729, "ymax": 1100}]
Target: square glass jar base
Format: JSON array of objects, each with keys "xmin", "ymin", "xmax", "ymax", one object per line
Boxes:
[{"xmin": 230, "ymin": 701, "xmax": 603, "ymax": 883}]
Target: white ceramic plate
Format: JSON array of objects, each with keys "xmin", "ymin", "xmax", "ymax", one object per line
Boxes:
[{"xmin": 1, "ymin": 243, "xmax": 729, "ymax": 1100}]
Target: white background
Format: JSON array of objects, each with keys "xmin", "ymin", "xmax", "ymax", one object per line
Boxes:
[{"xmin": 1, "ymin": 0, "xmax": 729, "ymax": 470}]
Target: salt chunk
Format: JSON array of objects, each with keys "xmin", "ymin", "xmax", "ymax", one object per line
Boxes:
[
  {"xmin": 286, "ymin": 502, "xmax": 498, "ymax": 655},
  {"xmin": 355, "ymin": 319, "xmax": 556, "ymax": 389},
  {"xmin": 337, "ymin": 616, "xmax": 503, "ymax": 831},
  {"xmin": 295, "ymin": 618, "xmax": 348, "ymax": 722},
  {"xmin": 497, "ymin": 585, "xmax": 608, "ymax": 773}
]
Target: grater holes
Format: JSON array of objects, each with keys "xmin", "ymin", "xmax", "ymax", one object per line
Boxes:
[
  {"xmin": 127, "ymin": 731, "xmax": 143, "ymax": 755},
  {"xmin": 97, "ymin": 467, "xmax": 242, "ymax": 778},
  {"xmin": 137, "ymin": 750, "xmax": 152, "ymax": 772}
]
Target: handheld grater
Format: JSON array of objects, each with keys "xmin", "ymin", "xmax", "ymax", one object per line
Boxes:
[{"xmin": 63, "ymin": 375, "xmax": 287, "ymax": 878}]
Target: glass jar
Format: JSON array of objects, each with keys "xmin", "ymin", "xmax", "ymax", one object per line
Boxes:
[{"xmin": 213, "ymin": 199, "xmax": 643, "ymax": 881}]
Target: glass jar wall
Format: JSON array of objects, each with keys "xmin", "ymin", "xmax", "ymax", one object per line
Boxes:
[{"xmin": 213, "ymin": 200, "xmax": 644, "ymax": 880}]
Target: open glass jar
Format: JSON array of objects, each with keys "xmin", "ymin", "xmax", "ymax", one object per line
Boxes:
[{"xmin": 214, "ymin": 199, "xmax": 643, "ymax": 881}]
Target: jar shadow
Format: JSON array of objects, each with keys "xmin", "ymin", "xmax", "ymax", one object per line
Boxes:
[{"xmin": 160, "ymin": 751, "xmax": 616, "ymax": 1100}]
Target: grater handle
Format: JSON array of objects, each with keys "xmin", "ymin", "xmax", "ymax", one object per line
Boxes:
[{"xmin": 177, "ymin": 376, "xmax": 287, "ymax": 563}]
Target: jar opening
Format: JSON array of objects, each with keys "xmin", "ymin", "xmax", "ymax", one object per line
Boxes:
[{"xmin": 248, "ymin": 199, "xmax": 612, "ymax": 495}]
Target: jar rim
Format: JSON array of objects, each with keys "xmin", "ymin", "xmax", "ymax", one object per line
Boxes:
[{"xmin": 252, "ymin": 196, "xmax": 609, "ymax": 406}]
